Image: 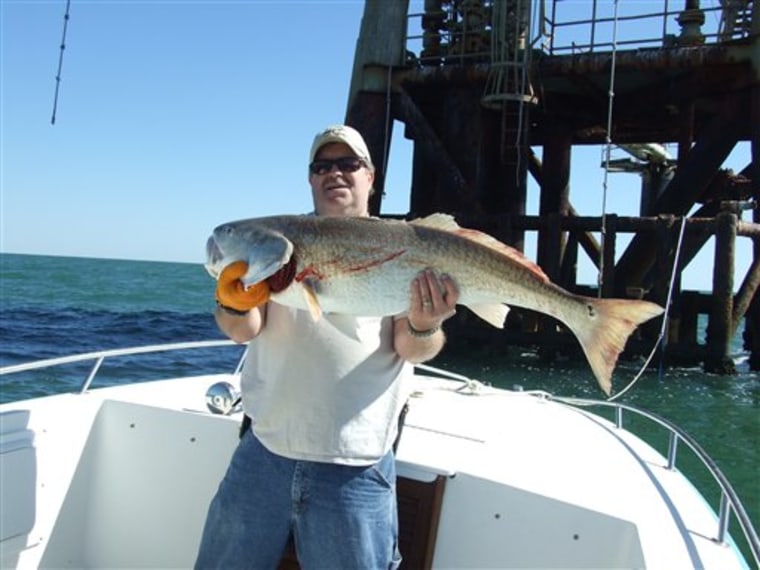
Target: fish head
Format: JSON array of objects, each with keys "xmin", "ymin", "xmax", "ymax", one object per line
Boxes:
[{"xmin": 205, "ymin": 219, "xmax": 294, "ymax": 287}]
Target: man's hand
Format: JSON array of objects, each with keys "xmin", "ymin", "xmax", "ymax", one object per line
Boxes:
[{"xmin": 406, "ymin": 269, "xmax": 458, "ymax": 335}]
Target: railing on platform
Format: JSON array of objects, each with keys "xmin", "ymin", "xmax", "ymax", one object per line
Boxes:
[
  {"xmin": 404, "ymin": 0, "xmax": 755, "ymax": 66},
  {"xmin": 544, "ymin": 0, "xmax": 754, "ymax": 55}
]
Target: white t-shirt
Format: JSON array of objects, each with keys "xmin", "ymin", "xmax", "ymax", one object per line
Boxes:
[{"xmin": 240, "ymin": 301, "xmax": 413, "ymax": 465}]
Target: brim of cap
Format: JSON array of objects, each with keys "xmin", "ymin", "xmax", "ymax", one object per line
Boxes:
[{"xmin": 309, "ymin": 135, "xmax": 374, "ymax": 169}]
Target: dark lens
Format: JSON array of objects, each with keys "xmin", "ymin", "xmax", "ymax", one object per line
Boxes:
[
  {"xmin": 335, "ymin": 157, "xmax": 363, "ymax": 172},
  {"xmin": 309, "ymin": 160, "xmax": 332, "ymax": 175},
  {"xmin": 309, "ymin": 157, "xmax": 364, "ymax": 175}
]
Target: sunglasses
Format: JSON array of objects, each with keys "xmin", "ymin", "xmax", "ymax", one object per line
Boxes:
[{"xmin": 309, "ymin": 156, "xmax": 365, "ymax": 175}]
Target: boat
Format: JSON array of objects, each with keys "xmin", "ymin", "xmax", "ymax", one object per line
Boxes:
[{"xmin": 1, "ymin": 340, "xmax": 757, "ymax": 569}]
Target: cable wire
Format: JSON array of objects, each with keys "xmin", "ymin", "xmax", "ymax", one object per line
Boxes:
[
  {"xmin": 607, "ymin": 216, "xmax": 688, "ymax": 402},
  {"xmin": 598, "ymin": 0, "xmax": 620, "ymax": 296}
]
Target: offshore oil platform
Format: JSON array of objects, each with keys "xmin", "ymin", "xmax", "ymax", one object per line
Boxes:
[{"xmin": 341, "ymin": 0, "xmax": 759, "ymax": 374}]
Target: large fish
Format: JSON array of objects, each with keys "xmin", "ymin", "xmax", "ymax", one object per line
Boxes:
[{"xmin": 205, "ymin": 214, "xmax": 664, "ymax": 394}]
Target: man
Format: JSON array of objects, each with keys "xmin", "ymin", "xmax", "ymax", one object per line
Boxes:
[{"xmin": 195, "ymin": 125, "xmax": 459, "ymax": 569}]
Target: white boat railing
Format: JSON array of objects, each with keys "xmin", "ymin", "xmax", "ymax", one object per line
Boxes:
[
  {"xmin": 0, "ymin": 339, "xmax": 247, "ymax": 393},
  {"xmin": 415, "ymin": 363, "xmax": 759, "ymax": 567},
  {"xmin": 554, "ymin": 395, "xmax": 760, "ymax": 568},
  {"xmin": 1, "ymin": 341, "xmax": 757, "ymax": 566}
]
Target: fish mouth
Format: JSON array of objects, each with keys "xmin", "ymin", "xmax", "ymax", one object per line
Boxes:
[{"xmin": 204, "ymin": 236, "xmax": 224, "ymax": 277}]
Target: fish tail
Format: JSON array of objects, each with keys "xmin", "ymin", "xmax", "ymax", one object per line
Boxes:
[{"xmin": 570, "ymin": 297, "xmax": 664, "ymax": 395}]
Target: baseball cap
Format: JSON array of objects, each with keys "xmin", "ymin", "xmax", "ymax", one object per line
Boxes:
[{"xmin": 309, "ymin": 125, "xmax": 375, "ymax": 171}]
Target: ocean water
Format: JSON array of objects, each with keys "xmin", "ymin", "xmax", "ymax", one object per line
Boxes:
[
  {"xmin": 0, "ymin": 253, "xmax": 240, "ymax": 400},
  {"xmin": 1, "ymin": 252, "xmax": 758, "ymax": 557}
]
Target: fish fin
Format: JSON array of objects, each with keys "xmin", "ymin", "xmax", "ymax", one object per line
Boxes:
[
  {"xmin": 409, "ymin": 213, "xmax": 460, "ymax": 231},
  {"xmin": 454, "ymin": 228, "xmax": 549, "ymax": 283},
  {"xmin": 570, "ymin": 297, "xmax": 664, "ymax": 395},
  {"xmin": 301, "ymin": 280, "xmax": 323, "ymax": 321},
  {"xmin": 241, "ymin": 236, "xmax": 294, "ymax": 286},
  {"xmin": 467, "ymin": 303, "xmax": 510, "ymax": 329},
  {"xmin": 410, "ymin": 214, "xmax": 549, "ymax": 283}
]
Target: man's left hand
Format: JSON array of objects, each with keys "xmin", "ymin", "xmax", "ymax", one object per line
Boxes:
[{"xmin": 407, "ymin": 269, "xmax": 459, "ymax": 333}]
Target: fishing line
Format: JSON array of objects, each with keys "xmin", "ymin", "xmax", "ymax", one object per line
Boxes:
[
  {"xmin": 51, "ymin": 0, "xmax": 72, "ymax": 125},
  {"xmin": 607, "ymin": 215, "xmax": 688, "ymax": 403}
]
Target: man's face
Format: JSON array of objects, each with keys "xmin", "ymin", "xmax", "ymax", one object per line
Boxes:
[{"xmin": 309, "ymin": 142, "xmax": 374, "ymax": 217}]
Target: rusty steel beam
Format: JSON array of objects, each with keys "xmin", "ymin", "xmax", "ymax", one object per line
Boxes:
[
  {"xmin": 346, "ymin": 91, "xmax": 394, "ymax": 217},
  {"xmin": 535, "ymin": 43, "xmax": 756, "ymax": 76},
  {"xmin": 527, "ymin": 150, "xmax": 602, "ymax": 268},
  {"xmin": 537, "ymin": 125, "xmax": 572, "ymax": 282},
  {"xmin": 399, "ymin": 43, "xmax": 756, "ymax": 88},
  {"xmin": 732, "ymin": 255, "xmax": 760, "ymax": 338},
  {"xmin": 706, "ymin": 211, "xmax": 737, "ymax": 374},
  {"xmin": 392, "ymin": 87, "xmax": 479, "ymax": 213},
  {"xmin": 614, "ymin": 95, "xmax": 745, "ymax": 288}
]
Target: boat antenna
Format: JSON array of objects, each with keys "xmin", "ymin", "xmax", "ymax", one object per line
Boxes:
[{"xmin": 51, "ymin": 0, "xmax": 72, "ymax": 125}]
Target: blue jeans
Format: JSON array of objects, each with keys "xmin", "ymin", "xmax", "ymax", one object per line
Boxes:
[{"xmin": 195, "ymin": 429, "xmax": 401, "ymax": 570}]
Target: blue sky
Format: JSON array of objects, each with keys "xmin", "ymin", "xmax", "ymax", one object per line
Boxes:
[{"xmin": 0, "ymin": 0, "xmax": 752, "ymax": 292}]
